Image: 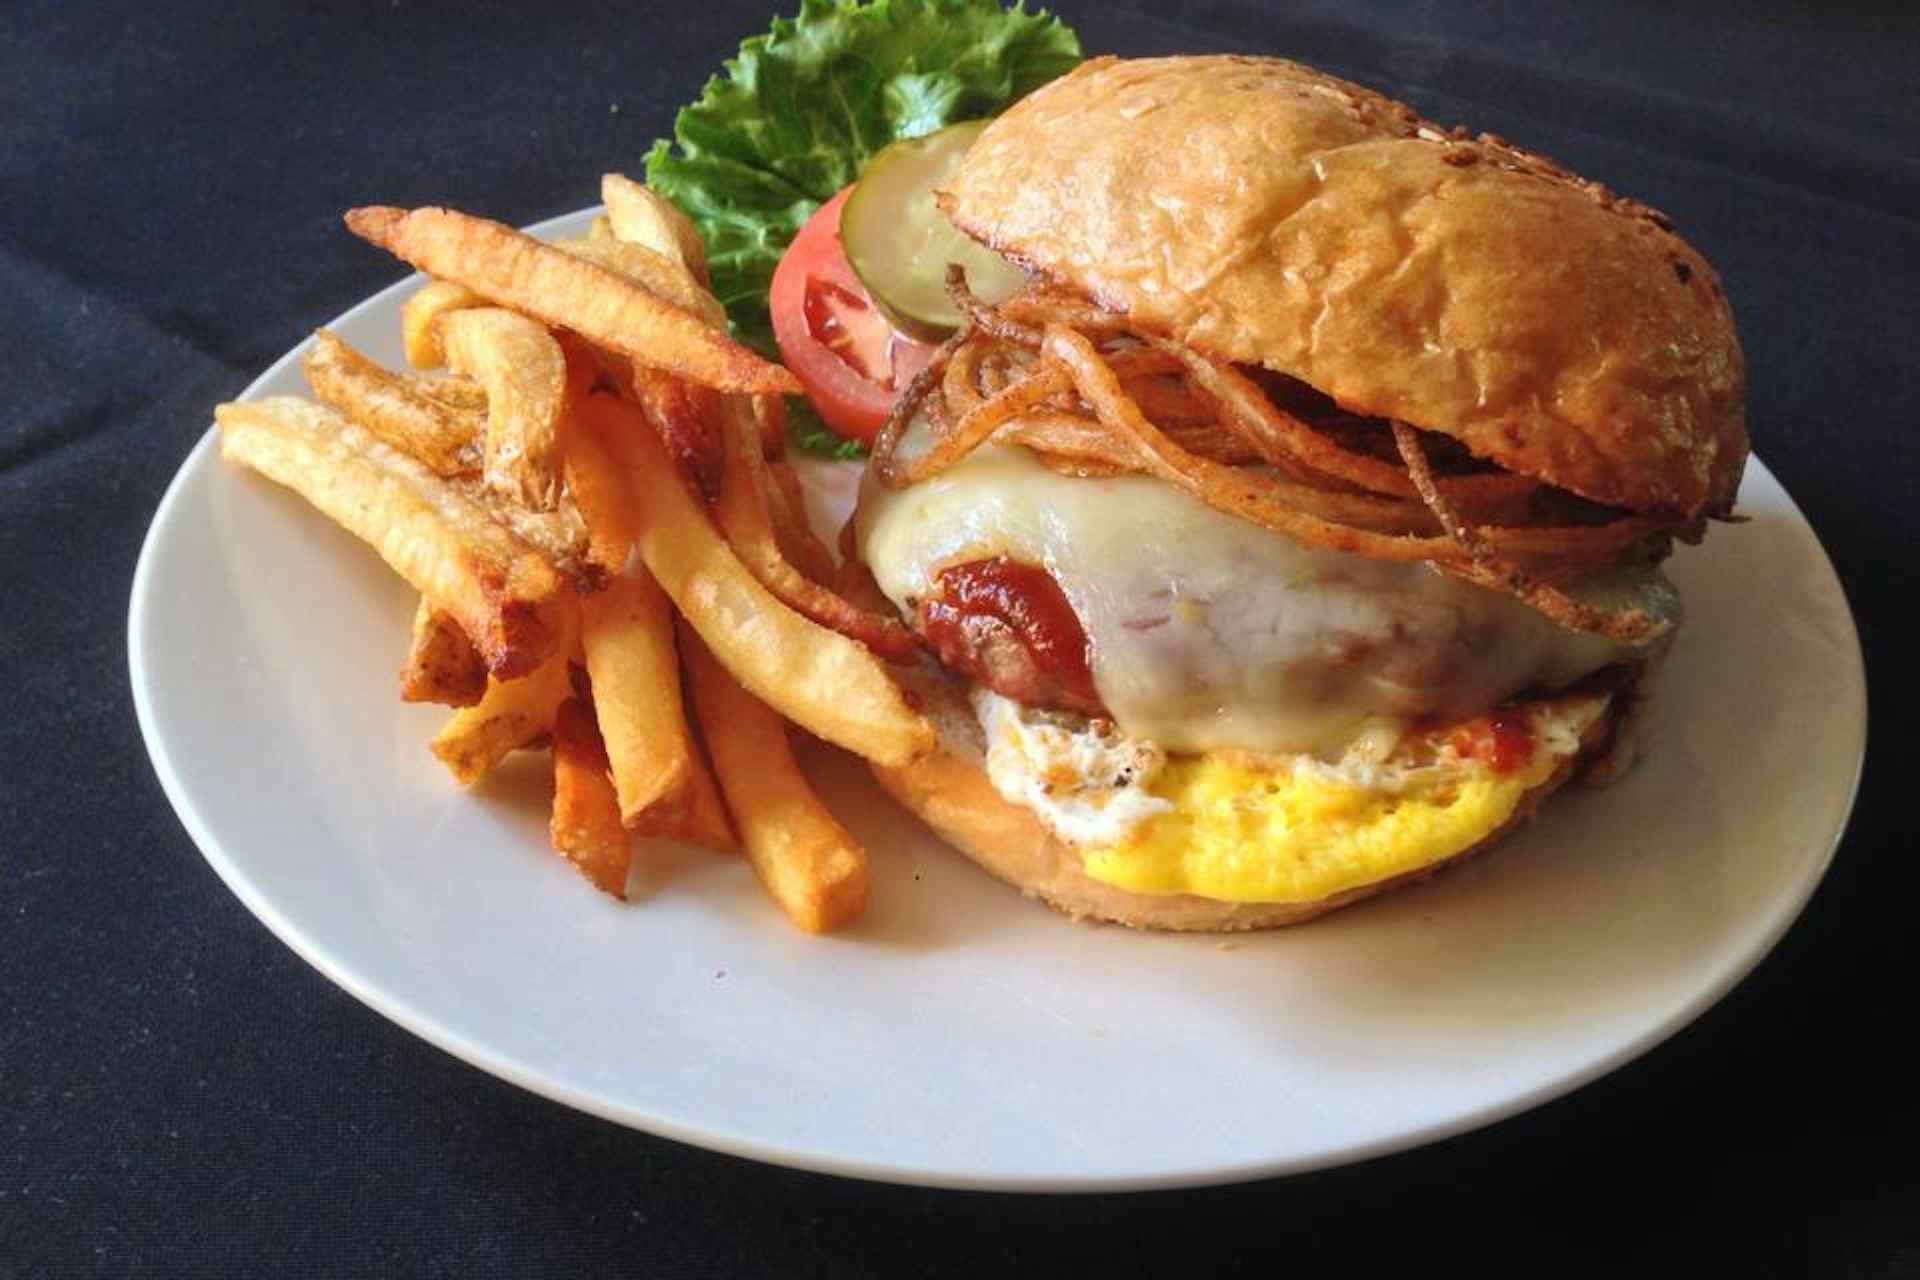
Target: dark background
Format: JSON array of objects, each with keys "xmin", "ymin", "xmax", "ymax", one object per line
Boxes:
[{"xmin": 5, "ymin": 1, "xmax": 1916, "ymax": 1274}]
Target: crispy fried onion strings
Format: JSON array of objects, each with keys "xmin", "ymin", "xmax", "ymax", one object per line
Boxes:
[
  {"xmin": 1390, "ymin": 421, "xmax": 1658, "ymax": 641},
  {"xmin": 712, "ymin": 394, "xmax": 922, "ymax": 662},
  {"xmin": 869, "ymin": 280, "xmax": 1675, "ymax": 641}
]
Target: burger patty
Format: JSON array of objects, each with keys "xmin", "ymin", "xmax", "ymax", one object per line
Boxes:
[{"xmin": 912, "ymin": 558, "xmax": 1108, "ymax": 718}]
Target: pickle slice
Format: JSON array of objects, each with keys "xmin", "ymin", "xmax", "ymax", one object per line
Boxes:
[{"xmin": 842, "ymin": 120, "xmax": 1029, "ymax": 339}]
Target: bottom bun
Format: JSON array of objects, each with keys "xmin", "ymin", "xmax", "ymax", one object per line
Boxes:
[{"xmin": 872, "ymin": 667, "xmax": 1641, "ymax": 932}]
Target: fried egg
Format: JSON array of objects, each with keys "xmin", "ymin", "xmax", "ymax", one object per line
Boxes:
[{"xmin": 976, "ymin": 689, "xmax": 1611, "ymax": 904}]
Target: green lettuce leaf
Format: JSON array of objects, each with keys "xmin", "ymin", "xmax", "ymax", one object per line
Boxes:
[
  {"xmin": 644, "ymin": 0, "xmax": 1081, "ymax": 369},
  {"xmin": 784, "ymin": 395, "xmax": 872, "ymax": 460}
]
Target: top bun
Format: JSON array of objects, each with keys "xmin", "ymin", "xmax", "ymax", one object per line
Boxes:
[{"xmin": 939, "ymin": 56, "xmax": 1748, "ymax": 517}]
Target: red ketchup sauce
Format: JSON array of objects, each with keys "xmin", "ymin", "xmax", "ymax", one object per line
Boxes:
[
  {"xmin": 1437, "ymin": 708, "xmax": 1536, "ymax": 775},
  {"xmin": 915, "ymin": 558, "xmax": 1102, "ymax": 715},
  {"xmin": 1484, "ymin": 710, "xmax": 1535, "ymax": 774}
]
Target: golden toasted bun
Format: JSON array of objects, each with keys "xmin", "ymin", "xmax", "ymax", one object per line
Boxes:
[
  {"xmin": 871, "ymin": 667, "xmax": 1629, "ymax": 932},
  {"xmin": 940, "ymin": 55, "xmax": 1747, "ymax": 518}
]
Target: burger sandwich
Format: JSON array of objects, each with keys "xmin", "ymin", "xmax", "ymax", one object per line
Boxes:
[{"xmin": 839, "ymin": 55, "xmax": 1747, "ymax": 930}]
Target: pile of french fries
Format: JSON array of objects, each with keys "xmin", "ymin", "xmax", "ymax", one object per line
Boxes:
[{"xmin": 215, "ymin": 174, "xmax": 934, "ymax": 933}]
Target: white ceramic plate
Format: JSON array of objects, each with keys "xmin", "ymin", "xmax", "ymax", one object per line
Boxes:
[{"xmin": 130, "ymin": 210, "xmax": 1865, "ymax": 1191}]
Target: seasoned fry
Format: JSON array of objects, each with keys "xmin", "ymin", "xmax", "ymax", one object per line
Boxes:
[
  {"xmin": 400, "ymin": 279, "xmax": 482, "ymax": 369},
  {"xmin": 428, "ymin": 595, "xmax": 579, "ymax": 785},
  {"xmin": 345, "ymin": 205, "xmax": 799, "ymax": 395},
  {"xmin": 224, "ymin": 194, "xmax": 948, "ymax": 930},
  {"xmin": 408, "ymin": 369, "xmax": 488, "ymax": 412},
  {"xmin": 553, "ymin": 408, "xmax": 737, "ymax": 851},
  {"xmin": 550, "ymin": 697, "xmax": 633, "ymax": 898},
  {"xmin": 580, "ymin": 565, "xmax": 696, "ymax": 828},
  {"xmin": 462, "ymin": 486, "xmax": 595, "ymax": 586},
  {"xmin": 555, "ymin": 390, "xmax": 640, "ymax": 574},
  {"xmin": 680, "ymin": 623, "xmax": 866, "ymax": 933},
  {"xmin": 601, "ymin": 173, "xmax": 708, "ymax": 285},
  {"xmin": 712, "ymin": 395, "xmax": 920, "ymax": 661},
  {"xmin": 399, "ymin": 596, "xmax": 487, "ymax": 707},
  {"xmin": 550, "ymin": 236, "xmax": 726, "ymax": 330},
  {"xmin": 216, "ymin": 397, "xmax": 566, "ymax": 678},
  {"xmin": 438, "ymin": 307, "xmax": 567, "ymax": 512},
  {"xmin": 622, "ymin": 360, "xmax": 725, "ymax": 499},
  {"xmin": 302, "ymin": 329, "xmax": 482, "ymax": 477},
  {"xmin": 572, "ymin": 387, "xmax": 933, "ymax": 767}
]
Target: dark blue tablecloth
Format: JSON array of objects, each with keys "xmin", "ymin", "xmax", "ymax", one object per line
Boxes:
[{"xmin": 5, "ymin": 1, "xmax": 1916, "ymax": 1274}]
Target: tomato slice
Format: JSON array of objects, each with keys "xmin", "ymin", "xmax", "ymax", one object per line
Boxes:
[{"xmin": 771, "ymin": 185, "xmax": 937, "ymax": 444}]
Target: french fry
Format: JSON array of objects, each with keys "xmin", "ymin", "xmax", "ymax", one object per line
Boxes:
[
  {"xmin": 550, "ymin": 697, "xmax": 632, "ymax": 898},
  {"xmin": 762, "ymin": 454, "xmax": 842, "ymax": 586},
  {"xmin": 551, "ymin": 416, "xmax": 734, "ymax": 848},
  {"xmin": 623, "ymin": 360, "xmax": 724, "ymax": 499},
  {"xmin": 409, "ymin": 370, "xmax": 488, "ymax": 412},
  {"xmin": 570, "ymin": 387, "xmax": 934, "ymax": 767},
  {"xmin": 438, "ymin": 307, "xmax": 567, "ymax": 513},
  {"xmin": 550, "ymin": 236, "xmax": 726, "ymax": 330},
  {"xmin": 555, "ymin": 379, "xmax": 639, "ymax": 574},
  {"xmin": 400, "ymin": 279, "xmax": 482, "ymax": 369},
  {"xmin": 667, "ymin": 727, "xmax": 737, "ymax": 853},
  {"xmin": 220, "ymin": 188, "xmax": 931, "ymax": 930},
  {"xmin": 429, "ymin": 594, "xmax": 579, "ymax": 785},
  {"xmin": 748, "ymin": 394, "xmax": 842, "ymax": 583},
  {"xmin": 680, "ymin": 622, "xmax": 866, "ymax": 933},
  {"xmin": 579, "ymin": 564, "xmax": 695, "ymax": 828},
  {"xmin": 462, "ymin": 485, "xmax": 595, "ymax": 586},
  {"xmin": 302, "ymin": 329, "xmax": 482, "ymax": 477},
  {"xmin": 601, "ymin": 173, "xmax": 708, "ymax": 285},
  {"xmin": 711, "ymin": 395, "xmax": 920, "ymax": 661},
  {"xmin": 216, "ymin": 397, "xmax": 565, "ymax": 678},
  {"xmin": 749, "ymin": 390, "xmax": 791, "ymax": 458},
  {"xmin": 345, "ymin": 205, "xmax": 799, "ymax": 396},
  {"xmin": 399, "ymin": 596, "xmax": 487, "ymax": 706}
]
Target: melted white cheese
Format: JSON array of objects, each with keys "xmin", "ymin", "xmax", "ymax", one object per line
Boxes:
[{"xmin": 857, "ymin": 441, "xmax": 1673, "ymax": 756}]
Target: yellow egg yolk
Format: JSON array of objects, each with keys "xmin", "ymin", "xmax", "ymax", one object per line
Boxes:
[{"xmin": 1080, "ymin": 746, "xmax": 1561, "ymax": 904}]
